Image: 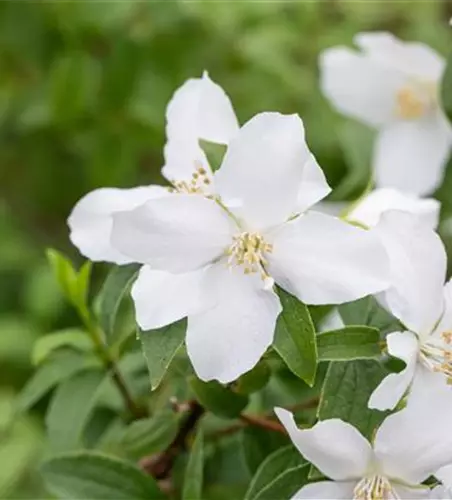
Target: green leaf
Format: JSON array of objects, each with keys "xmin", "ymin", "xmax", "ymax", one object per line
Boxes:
[
  {"xmin": 139, "ymin": 319, "xmax": 186, "ymax": 390},
  {"xmin": 182, "ymin": 429, "xmax": 204, "ymax": 500},
  {"xmin": 339, "ymin": 296, "xmax": 402, "ymax": 334},
  {"xmin": 245, "ymin": 445, "xmax": 309, "ymax": 500},
  {"xmin": 236, "ymin": 361, "xmax": 271, "ymax": 395},
  {"xmin": 441, "ymin": 52, "xmax": 452, "ymax": 124},
  {"xmin": 273, "ymin": 288, "xmax": 317, "ymax": 386},
  {"xmin": 119, "ymin": 411, "xmax": 179, "ymax": 459},
  {"xmin": 46, "ymin": 369, "xmax": 105, "ymax": 452},
  {"xmin": 318, "ymin": 360, "xmax": 389, "ymax": 440},
  {"xmin": 32, "ymin": 329, "xmax": 92, "ymax": 366},
  {"xmin": 41, "ymin": 451, "xmax": 165, "ymax": 499},
  {"xmin": 46, "ymin": 249, "xmax": 92, "ymax": 309},
  {"xmin": 46, "ymin": 249, "xmax": 79, "ymax": 305},
  {"xmin": 16, "ymin": 351, "xmax": 100, "ymax": 413},
  {"xmin": 97, "ymin": 264, "xmax": 140, "ymax": 339},
  {"xmin": 241, "ymin": 426, "xmax": 288, "ymax": 474},
  {"xmin": 189, "ymin": 378, "xmax": 248, "ymax": 419},
  {"xmin": 317, "ymin": 326, "xmax": 381, "ymax": 361}
]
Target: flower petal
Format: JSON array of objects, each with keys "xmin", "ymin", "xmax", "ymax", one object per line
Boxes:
[
  {"xmin": 432, "ymin": 279, "xmax": 452, "ymax": 338},
  {"xmin": 166, "ymin": 71, "xmax": 239, "ymax": 145},
  {"xmin": 436, "ymin": 464, "xmax": 452, "ymax": 489},
  {"xmin": 319, "ymin": 46, "xmax": 406, "ymax": 127},
  {"xmin": 215, "ymin": 112, "xmax": 312, "ymax": 230},
  {"xmin": 292, "ymin": 481, "xmax": 356, "ymax": 500},
  {"xmin": 68, "ymin": 186, "xmax": 168, "ymax": 264},
  {"xmin": 368, "ymin": 331, "xmax": 419, "ymax": 411},
  {"xmin": 392, "ymin": 485, "xmax": 431, "ymax": 500},
  {"xmin": 186, "ymin": 263, "xmax": 281, "ymax": 383},
  {"xmin": 429, "ymin": 484, "xmax": 451, "ymax": 499},
  {"xmin": 111, "ymin": 194, "xmax": 234, "ymax": 273},
  {"xmin": 374, "ymin": 210, "xmax": 447, "ymax": 335},
  {"xmin": 162, "ymin": 137, "xmax": 213, "ymax": 186},
  {"xmin": 374, "ymin": 114, "xmax": 452, "ymax": 196},
  {"xmin": 354, "ymin": 32, "xmax": 445, "ymax": 81},
  {"xmin": 131, "ymin": 266, "xmax": 209, "ymax": 330},
  {"xmin": 376, "ymin": 394, "xmax": 452, "ymax": 484},
  {"xmin": 296, "ymin": 153, "xmax": 331, "ymax": 213},
  {"xmin": 267, "ymin": 212, "xmax": 389, "ymax": 305},
  {"xmin": 274, "ymin": 408, "xmax": 373, "ymax": 480},
  {"xmin": 348, "ymin": 188, "xmax": 440, "ymax": 229}
]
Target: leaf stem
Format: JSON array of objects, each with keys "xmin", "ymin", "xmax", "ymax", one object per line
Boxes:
[{"xmin": 78, "ymin": 303, "xmax": 144, "ymax": 420}]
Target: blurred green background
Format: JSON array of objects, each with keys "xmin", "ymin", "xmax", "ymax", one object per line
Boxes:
[{"xmin": 0, "ymin": 1, "xmax": 451, "ymax": 497}]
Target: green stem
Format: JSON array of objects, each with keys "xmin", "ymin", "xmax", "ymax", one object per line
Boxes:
[{"xmin": 77, "ymin": 303, "xmax": 144, "ymax": 419}]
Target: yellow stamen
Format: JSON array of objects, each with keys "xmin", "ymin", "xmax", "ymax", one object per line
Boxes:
[{"xmin": 353, "ymin": 476, "xmax": 399, "ymax": 500}]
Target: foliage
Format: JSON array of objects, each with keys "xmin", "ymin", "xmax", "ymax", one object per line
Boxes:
[{"xmin": 1, "ymin": 2, "xmax": 451, "ymax": 498}]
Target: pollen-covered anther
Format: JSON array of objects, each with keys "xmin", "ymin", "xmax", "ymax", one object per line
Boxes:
[
  {"xmin": 395, "ymin": 87, "xmax": 425, "ymax": 119},
  {"xmin": 420, "ymin": 336, "xmax": 452, "ymax": 383},
  {"xmin": 227, "ymin": 232, "xmax": 273, "ymax": 281},
  {"xmin": 353, "ymin": 475, "xmax": 399, "ymax": 500},
  {"xmin": 170, "ymin": 162, "xmax": 212, "ymax": 195}
]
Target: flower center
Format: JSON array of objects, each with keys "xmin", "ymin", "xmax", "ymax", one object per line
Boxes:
[
  {"xmin": 420, "ymin": 331, "xmax": 452, "ymax": 383},
  {"xmin": 226, "ymin": 232, "xmax": 274, "ymax": 286},
  {"xmin": 354, "ymin": 475, "xmax": 399, "ymax": 500},
  {"xmin": 395, "ymin": 83, "xmax": 436, "ymax": 120},
  {"xmin": 169, "ymin": 161, "xmax": 212, "ymax": 195}
]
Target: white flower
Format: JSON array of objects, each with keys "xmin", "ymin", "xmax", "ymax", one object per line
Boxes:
[
  {"xmin": 347, "ymin": 188, "xmax": 440, "ymax": 229},
  {"xmin": 320, "ymin": 32, "xmax": 452, "ymax": 196},
  {"xmin": 110, "ymin": 112, "xmax": 389, "ymax": 383},
  {"xmin": 318, "ymin": 188, "xmax": 440, "ymax": 229},
  {"xmin": 275, "ymin": 402, "xmax": 452, "ymax": 500},
  {"xmin": 436, "ymin": 465, "xmax": 452, "ymax": 494},
  {"xmin": 368, "ymin": 211, "xmax": 452, "ymax": 411},
  {"xmin": 68, "ymin": 72, "xmax": 238, "ymax": 263}
]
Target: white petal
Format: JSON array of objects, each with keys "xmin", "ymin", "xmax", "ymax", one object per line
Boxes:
[
  {"xmin": 430, "ymin": 484, "xmax": 451, "ymax": 499},
  {"xmin": 354, "ymin": 32, "xmax": 445, "ymax": 81},
  {"xmin": 215, "ymin": 112, "xmax": 312, "ymax": 230},
  {"xmin": 292, "ymin": 481, "xmax": 356, "ymax": 500},
  {"xmin": 409, "ymin": 366, "xmax": 452, "ymax": 407},
  {"xmin": 267, "ymin": 212, "xmax": 389, "ymax": 305},
  {"xmin": 296, "ymin": 153, "xmax": 331, "ymax": 213},
  {"xmin": 162, "ymin": 137, "xmax": 213, "ymax": 186},
  {"xmin": 392, "ymin": 484, "xmax": 431, "ymax": 500},
  {"xmin": 376, "ymin": 395, "xmax": 452, "ymax": 484},
  {"xmin": 368, "ymin": 331, "xmax": 419, "ymax": 411},
  {"xmin": 111, "ymin": 194, "xmax": 234, "ymax": 273},
  {"xmin": 186, "ymin": 263, "xmax": 281, "ymax": 383},
  {"xmin": 166, "ymin": 72, "xmax": 239, "ymax": 144},
  {"xmin": 68, "ymin": 186, "xmax": 168, "ymax": 264},
  {"xmin": 348, "ymin": 188, "xmax": 440, "ymax": 229},
  {"xmin": 319, "ymin": 47, "xmax": 407, "ymax": 127},
  {"xmin": 436, "ymin": 464, "xmax": 452, "ymax": 489},
  {"xmin": 374, "ymin": 114, "xmax": 452, "ymax": 196},
  {"xmin": 274, "ymin": 408, "xmax": 373, "ymax": 480},
  {"xmin": 432, "ymin": 280, "xmax": 452, "ymax": 337},
  {"xmin": 375, "ymin": 210, "xmax": 447, "ymax": 334},
  {"xmin": 131, "ymin": 266, "xmax": 209, "ymax": 330}
]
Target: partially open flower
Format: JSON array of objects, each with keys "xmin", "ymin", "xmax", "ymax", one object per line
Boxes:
[{"xmin": 320, "ymin": 32, "xmax": 452, "ymax": 196}]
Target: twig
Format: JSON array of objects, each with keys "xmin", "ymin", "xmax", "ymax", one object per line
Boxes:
[
  {"xmin": 140, "ymin": 400, "xmax": 205, "ymax": 479},
  {"xmin": 240, "ymin": 413, "xmax": 286, "ymax": 433}
]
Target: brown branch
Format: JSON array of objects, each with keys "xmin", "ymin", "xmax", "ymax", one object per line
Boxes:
[
  {"xmin": 239, "ymin": 414, "xmax": 287, "ymax": 434},
  {"xmin": 140, "ymin": 400, "xmax": 205, "ymax": 480}
]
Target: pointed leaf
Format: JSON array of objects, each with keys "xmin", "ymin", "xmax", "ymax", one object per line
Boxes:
[
  {"xmin": 97, "ymin": 264, "xmax": 140, "ymax": 339},
  {"xmin": 189, "ymin": 377, "xmax": 248, "ymax": 419},
  {"xmin": 32, "ymin": 329, "xmax": 92, "ymax": 366},
  {"xmin": 273, "ymin": 288, "xmax": 317, "ymax": 386},
  {"xmin": 318, "ymin": 360, "xmax": 389, "ymax": 440},
  {"xmin": 139, "ymin": 319, "xmax": 186, "ymax": 390},
  {"xmin": 317, "ymin": 326, "xmax": 381, "ymax": 361},
  {"xmin": 46, "ymin": 369, "xmax": 105, "ymax": 451},
  {"xmin": 41, "ymin": 451, "xmax": 165, "ymax": 499},
  {"xmin": 245, "ymin": 445, "xmax": 308, "ymax": 500},
  {"xmin": 182, "ymin": 429, "xmax": 204, "ymax": 500}
]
